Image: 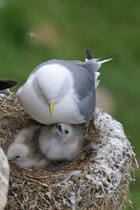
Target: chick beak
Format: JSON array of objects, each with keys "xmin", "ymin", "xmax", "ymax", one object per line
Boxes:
[
  {"xmin": 56, "ymin": 124, "xmax": 63, "ymax": 134},
  {"xmin": 49, "ymin": 103, "xmax": 54, "ymax": 118}
]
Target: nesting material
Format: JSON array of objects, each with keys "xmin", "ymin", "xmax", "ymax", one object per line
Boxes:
[{"xmin": 0, "ymin": 90, "xmax": 138, "ymax": 210}]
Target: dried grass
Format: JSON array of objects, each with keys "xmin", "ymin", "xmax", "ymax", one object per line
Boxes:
[{"xmin": 0, "ymin": 90, "xmax": 138, "ymax": 210}]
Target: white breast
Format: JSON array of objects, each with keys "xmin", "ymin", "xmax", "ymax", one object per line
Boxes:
[{"xmin": 17, "ymin": 65, "xmax": 85, "ymax": 124}]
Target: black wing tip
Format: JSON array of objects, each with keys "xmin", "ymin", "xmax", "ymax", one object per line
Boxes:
[
  {"xmin": 3, "ymin": 80, "xmax": 18, "ymax": 85},
  {"xmin": 86, "ymin": 49, "xmax": 93, "ymax": 60},
  {"xmin": 0, "ymin": 80, "xmax": 18, "ymax": 91}
]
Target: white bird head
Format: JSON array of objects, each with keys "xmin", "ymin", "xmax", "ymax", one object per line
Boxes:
[
  {"xmin": 34, "ymin": 64, "xmax": 71, "ymax": 118},
  {"xmin": 7, "ymin": 143, "xmax": 29, "ymax": 165}
]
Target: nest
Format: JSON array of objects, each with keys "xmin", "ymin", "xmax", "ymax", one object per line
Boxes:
[{"xmin": 0, "ymin": 90, "xmax": 138, "ymax": 210}]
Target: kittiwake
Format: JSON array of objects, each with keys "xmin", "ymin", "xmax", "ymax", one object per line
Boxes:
[{"xmin": 16, "ymin": 50, "xmax": 116, "ymax": 124}]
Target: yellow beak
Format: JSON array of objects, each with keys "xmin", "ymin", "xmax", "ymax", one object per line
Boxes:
[{"xmin": 49, "ymin": 103, "xmax": 54, "ymax": 118}]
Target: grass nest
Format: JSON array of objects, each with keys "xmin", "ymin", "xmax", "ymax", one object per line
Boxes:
[{"xmin": 0, "ymin": 90, "xmax": 138, "ymax": 210}]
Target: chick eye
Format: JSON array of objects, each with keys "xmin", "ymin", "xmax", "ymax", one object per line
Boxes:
[
  {"xmin": 64, "ymin": 130, "xmax": 69, "ymax": 134},
  {"xmin": 16, "ymin": 155, "xmax": 20, "ymax": 159}
]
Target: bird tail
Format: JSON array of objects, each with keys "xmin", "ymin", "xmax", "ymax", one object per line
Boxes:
[{"xmin": 85, "ymin": 49, "xmax": 127, "ymax": 88}]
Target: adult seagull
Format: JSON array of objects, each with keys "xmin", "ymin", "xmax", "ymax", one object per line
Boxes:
[{"xmin": 16, "ymin": 50, "xmax": 115, "ymax": 124}]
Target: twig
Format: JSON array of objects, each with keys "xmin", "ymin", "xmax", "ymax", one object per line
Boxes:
[{"xmin": 13, "ymin": 174, "xmax": 49, "ymax": 187}]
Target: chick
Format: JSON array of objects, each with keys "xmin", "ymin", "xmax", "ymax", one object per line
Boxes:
[
  {"xmin": 7, "ymin": 125, "xmax": 47, "ymax": 169},
  {"xmin": 38, "ymin": 123, "xmax": 84, "ymax": 170}
]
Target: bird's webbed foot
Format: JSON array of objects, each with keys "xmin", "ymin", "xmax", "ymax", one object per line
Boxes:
[{"xmin": 46, "ymin": 161, "xmax": 70, "ymax": 172}]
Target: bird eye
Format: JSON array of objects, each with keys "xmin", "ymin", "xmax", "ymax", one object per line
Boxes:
[
  {"xmin": 16, "ymin": 155, "xmax": 20, "ymax": 159},
  {"xmin": 64, "ymin": 130, "xmax": 69, "ymax": 134}
]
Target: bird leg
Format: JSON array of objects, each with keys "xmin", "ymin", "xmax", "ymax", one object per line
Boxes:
[{"xmin": 46, "ymin": 161, "xmax": 70, "ymax": 172}]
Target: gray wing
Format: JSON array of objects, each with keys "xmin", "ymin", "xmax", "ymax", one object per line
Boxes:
[
  {"xmin": 49, "ymin": 60, "xmax": 96, "ymax": 122},
  {"xmin": 68, "ymin": 61, "xmax": 96, "ymax": 122}
]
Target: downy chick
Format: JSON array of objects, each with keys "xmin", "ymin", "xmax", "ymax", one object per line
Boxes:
[
  {"xmin": 38, "ymin": 123, "xmax": 84, "ymax": 170},
  {"xmin": 7, "ymin": 125, "xmax": 47, "ymax": 169}
]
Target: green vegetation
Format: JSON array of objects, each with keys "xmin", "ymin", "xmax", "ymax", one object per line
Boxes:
[{"xmin": 0, "ymin": 0, "xmax": 139, "ymax": 208}]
